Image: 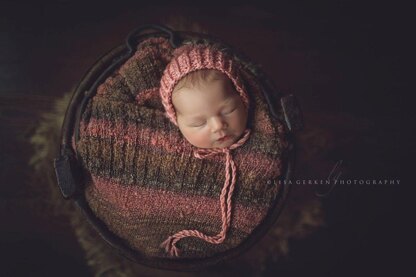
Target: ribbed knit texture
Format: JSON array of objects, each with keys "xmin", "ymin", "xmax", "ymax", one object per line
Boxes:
[{"xmin": 77, "ymin": 37, "xmax": 288, "ymax": 259}]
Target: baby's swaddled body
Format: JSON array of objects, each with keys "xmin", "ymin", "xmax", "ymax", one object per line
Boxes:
[{"xmin": 77, "ymin": 37, "xmax": 287, "ymax": 259}]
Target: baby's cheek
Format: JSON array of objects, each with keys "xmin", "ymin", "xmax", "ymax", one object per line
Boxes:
[
  {"xmin": 180, "ymin": 128, "xmax": 211, "ymax": 148},
  {"xmin": 231, "ymin": 113, "xmax": 247, "ymax": 133},
  {"xmin": 238, "ymin": 108, "xmax": 249, "ymax": 130},
  {"xmin": 192, "ymin": 131, "xmax": 211, "ymax": 146}
]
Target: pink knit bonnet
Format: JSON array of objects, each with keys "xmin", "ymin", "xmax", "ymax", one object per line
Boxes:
[{"xmin": 160, "ymin": 44, "xmax": 250, "ymax": 125}]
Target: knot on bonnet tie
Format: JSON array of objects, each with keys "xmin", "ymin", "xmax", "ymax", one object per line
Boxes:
[{"xmin": 161, "ymin": 129, "xmax": 251, "ymax": 257}]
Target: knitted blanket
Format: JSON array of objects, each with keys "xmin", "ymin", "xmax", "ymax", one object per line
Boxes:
[{"xmin": 77, "ymin": 37, "xmax": 288, "ymax": 259}]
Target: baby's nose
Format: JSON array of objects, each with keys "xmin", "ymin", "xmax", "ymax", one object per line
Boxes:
[{"xmin": 210, "ymin": 116, "xmax": 226, "ymax": 132}]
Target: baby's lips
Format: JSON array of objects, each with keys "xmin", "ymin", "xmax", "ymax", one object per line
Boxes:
[{"xmin": 217, "ymin": 135, "xmax": 231, "ymax": 142}]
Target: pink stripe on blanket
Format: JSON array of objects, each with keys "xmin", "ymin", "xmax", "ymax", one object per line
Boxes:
[
  {"xmin": 254, "ymin": 109, "xmax": 277, "ymax": 136},
  {"xmin": 89, "ymin": 175, "xmax": 269, "ymax": 234},
  {"xmin": 135, "ymin": 87, "xmax": 159, "ymax": 105},
  {"xmin": 80, "ymin": 118, "xmax": 281, "ymax": 176}
]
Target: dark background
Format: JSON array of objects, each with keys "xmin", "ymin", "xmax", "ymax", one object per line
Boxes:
[{"xmin": 0, "ymin": 1, "xmax": 410, "ymax": 276}]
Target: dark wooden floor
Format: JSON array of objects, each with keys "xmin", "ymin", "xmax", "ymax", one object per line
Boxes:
[{"xmin": 0, "ymin": 1, "xmax": 409, "ymax": 276}]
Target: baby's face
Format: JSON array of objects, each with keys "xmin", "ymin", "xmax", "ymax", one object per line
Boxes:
[{"xmin": 172, "ymin": 75, "xmax": 248, "ymax": 149}]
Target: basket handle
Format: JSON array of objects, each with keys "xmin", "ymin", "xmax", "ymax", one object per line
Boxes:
[{"xmin": 126, "ymin": 24, "xmax": 181, "ymax": 52}]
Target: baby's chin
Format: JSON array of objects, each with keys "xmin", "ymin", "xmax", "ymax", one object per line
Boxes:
[
  {"xmin": 214, "ymin": 137, "xmax": 236, "ymax": 148},
  {"xmin": 188, "ymin": 136, "xmax": 237, "ymax": 149}
]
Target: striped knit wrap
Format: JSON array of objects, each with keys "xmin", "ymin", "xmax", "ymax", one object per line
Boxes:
[{"xmin": 77, "ymin": 37, "xmax": 288, "ymax": 259}]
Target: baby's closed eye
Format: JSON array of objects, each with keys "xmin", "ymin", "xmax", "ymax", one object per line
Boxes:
[
  {"xmin": 188, "ymin": 121, "xmax": 206, "ymax": 127},
  {"xmin": 222, "ymin": 106, "xmax": 236, "ymax": 115}
]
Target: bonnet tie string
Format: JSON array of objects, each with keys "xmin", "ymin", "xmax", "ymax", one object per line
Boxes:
[{"xmin": 161, "ymin": 129, "xmax": 251, "ymax": 257}]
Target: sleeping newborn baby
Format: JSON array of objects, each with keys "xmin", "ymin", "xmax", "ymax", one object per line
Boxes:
[
  {"xmin": 172, "ymin": 69, "xmax": 248, "ymax": 149},
  {"xmin": 159, "ymin": 44, "xmax": 252, "ymax": 256}
]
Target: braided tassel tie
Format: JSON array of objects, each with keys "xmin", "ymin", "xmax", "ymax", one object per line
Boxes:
[{"xmin": 160, "ymin": 130, "xmax": 251, "ymax": 257}]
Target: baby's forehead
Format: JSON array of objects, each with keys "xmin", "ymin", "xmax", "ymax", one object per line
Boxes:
[
  {"xmin": 172, "ymin": 80, "xmax": 239, "ymax": 115},
  {"xmin": 174, "ymin": 77, "xmax": 236, "ymax": 101},
  {"xmin": 174, "ymin": 69, "xmax": 233, "ymax": 92}
]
